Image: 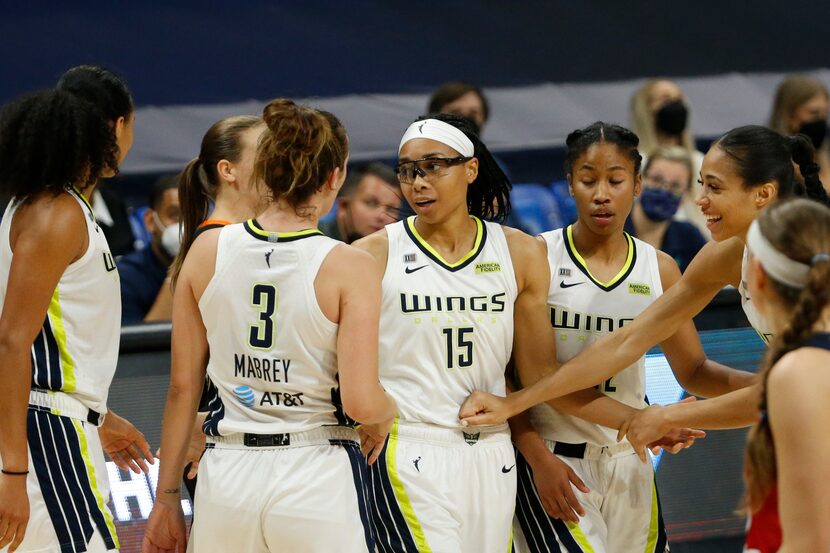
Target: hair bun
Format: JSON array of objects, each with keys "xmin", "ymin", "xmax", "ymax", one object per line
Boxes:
[{"xmin": 262, "ymin": 98, "xmax": 301, "ymax": 133}]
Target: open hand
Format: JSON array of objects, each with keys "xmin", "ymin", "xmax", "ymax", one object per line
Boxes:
[
  {"xmin": 617, "ymin": 400, "xmax": 705, "ymax": 463},
  {"xmin": 0, "ymin": 474, "xmax": 29, "ymax": 552},
  {"xmin": 528, "ymin": 452, "xmax": 589, "ymax": 523},
  {"xmin": 99, "ymin": 411, "xmax": 154, "ymax": 474}
]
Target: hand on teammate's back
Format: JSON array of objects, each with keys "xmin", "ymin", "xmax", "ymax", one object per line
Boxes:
[
  {"xmin": 358, "ymin": 415, "xmax": 395, "ymax": 465},
  {"xmin": 99, "ymin": 410, "xmax": 154, "ymax": 474}
]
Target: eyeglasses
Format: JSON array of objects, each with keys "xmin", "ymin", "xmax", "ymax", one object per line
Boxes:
[{"xmin": 396, "ymin": 156, "xmax": 472, "ymax": 185}]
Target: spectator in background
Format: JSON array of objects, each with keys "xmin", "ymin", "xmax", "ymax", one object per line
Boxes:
[
  {"xmin": 320, "ymin": 161, "xmax": 401, "ymax": 243},
  {"xmin": 428, "ymin": 81, "xmax": 489, "ymax": 135},
  {"xmin": 768, "ymin": 75, "xmax": 830, "ymax": 193},
  {"xmin": 626, "ymin": 146, "xmax": 706, "ymax": 272},
  {"xmin": 630, "ymin": 79, "xmax": 708, "ymax": 237},
  {"xmin": 118, "ymin": 175, "xmax": 180, "ymax": 324}
]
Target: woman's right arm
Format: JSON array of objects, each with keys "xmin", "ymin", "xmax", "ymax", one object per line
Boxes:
[
  {"xmin": 142, "ymin": 231, "xmax": 216, "ymax": 553},
  {"xmin": 462, "ymin": 237, "xmax": 744, "ymax": 425},
  {"xmin": 0, "ymin": 196, "xmax": 87, "ymax": 551}
]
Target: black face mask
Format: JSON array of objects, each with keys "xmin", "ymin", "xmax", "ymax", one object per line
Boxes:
[
  {"xmin": 798, "ymin": 118, "xmax": 828, "ymax": 150},
  {"xmin": 655, "ymin": 100, "xmax": 688, "ymax": 136}
]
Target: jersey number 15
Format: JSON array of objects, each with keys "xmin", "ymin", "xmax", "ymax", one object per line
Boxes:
[{"xmin": 442, "ymin": 327, "xmax": 474, "ymax": 370}]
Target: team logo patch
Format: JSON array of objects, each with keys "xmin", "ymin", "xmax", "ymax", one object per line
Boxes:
[
  {"xmin": 559, "ymin": 268, "xmax": 571, "ymax": 277},
  {"xmin": 462, "ymin": 431, "xmax": 480, "ymax": 446},
  {"xmin": 233, "ymin": 385, "xmax": 256, "ymax": 408},
  {"xmin": 629, "ymin": 283, "xmax": 651, "ymax": 296},
  {"xmin": 404, "ymin": 253, "xmax": 417, "ymax": 263},
  {"xmin": 475, "ymin": 262, "xmax": 501, "ymax": 274}
]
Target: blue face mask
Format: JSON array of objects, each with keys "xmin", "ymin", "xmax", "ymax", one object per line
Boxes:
[{"xmin": 639, "ymin": 187, "xmax": 681, "ymax": 222}]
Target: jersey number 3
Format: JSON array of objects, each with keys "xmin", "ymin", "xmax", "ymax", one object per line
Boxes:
[
  {"xmin": 249, "ymin": 283, "xmax": 278, "ymax": 350},
  {"xmin": 442, "ymin": 327, "xmax": 474, "ymax": 369}
]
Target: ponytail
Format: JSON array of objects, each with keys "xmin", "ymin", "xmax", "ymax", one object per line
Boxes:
[
  {"xmin": 170, "ymin": 158, "xmax": 212, "ymax": 287},
  {"xmin": 786, "ymin": 133, "xmax": 829, "ymax": 206}
]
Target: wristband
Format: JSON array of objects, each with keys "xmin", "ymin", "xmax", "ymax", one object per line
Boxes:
[{"xmin": 1, "ymin": 469, "xmax": 29, "ymax": 476}]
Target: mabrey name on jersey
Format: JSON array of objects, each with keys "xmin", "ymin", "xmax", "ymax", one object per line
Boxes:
[{"xmin": 234, "ymin": 353, "xmax": 292, "ymax": 383}]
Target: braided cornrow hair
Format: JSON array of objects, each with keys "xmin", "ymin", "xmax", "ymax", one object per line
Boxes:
[{"xmin": 744, "ymin": 198, "xmax": 830, "ymax": 512}]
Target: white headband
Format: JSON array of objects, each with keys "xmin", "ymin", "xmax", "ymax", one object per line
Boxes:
[
  {"xmin": 398, "ymin": 119, "xmax": 475, "ymax": 158},
  {"xmin": 746, "ymin": 220, "xmax": 811, "ymax": 288}
]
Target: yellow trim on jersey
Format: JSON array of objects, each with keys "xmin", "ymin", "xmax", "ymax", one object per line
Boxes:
[
  {"xmin": 72, "ymin": 419, "xmax": 120, "ymax": 549},
  {"xmin": 566, "ymin": 225, "xmax": 634, "ymax": 288},
  {"xmin": 507, "ymin": 525, "xmax": 514, "ymax": 552},
  {"xmin": 405, "ymin": 215, "xmax": 483, "ymax": 268},
  {"xmin": 48, "ymin": 288, "xmax": 76, "ymax": 393},
  {"xmin": 387, "ymin": 419, "xmax": 432, "ymax": 552},
  {"xmin": 246, "ymin": 220, "xmax": 322, "ymax": 239},
  {"xmin": 644, "ymin": 479, "xmax": 659, "ymax": 552},
  {"xmin": 565, "ymin": 521, "xmax": 597, "ymax": 552},
  {"xmin": 70, "ymin": 185, "xmax": 94, "ymax": 215}
]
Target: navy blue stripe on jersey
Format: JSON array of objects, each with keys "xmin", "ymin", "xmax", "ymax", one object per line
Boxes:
[
  {"xmin": 551, "ymin": 518, "xmax": 584, "ymax": 553},
  {"xmin": 333, "ymin": 439, "xmax": 375, "ymax": 552},
  {"xmin": 28, "ymin": 410, "xmax": 85, "ymax": 553},
  {"xmin": 515, "ymin": 450, "xmax": 563, "ymax": 552},
  {"xmin": 804, "ymin": 332, "xmax": 830, "ymax": 350},
  {"xmin": 62, "ymin": 416, "xmax": 118, "ymax": 549},
  {"xmin": 202, "ymin": 379, "xmax": 225, "ymax": 436},
  {"xmin": 31, "ymin": 316, "xmax": 62, "ymax": 391},
  {"xmin": 368, "ymin": 438, "xmax": 419, "ymax": 553},
  {"xmin": 48, "ymin": 414, "xmax": 96, "ymax": 545},
  {"xmin": 654, "ymin": 484, "xmax": 669, "ymax": 552}
]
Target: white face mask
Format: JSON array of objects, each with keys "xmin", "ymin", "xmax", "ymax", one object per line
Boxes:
[{"xmin": 152, "ymin": 212, "xmax": 182, "ymax": 257}]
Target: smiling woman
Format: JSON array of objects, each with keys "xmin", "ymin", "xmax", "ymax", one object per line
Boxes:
[{"xmin": 460, "ymin": 125, "xmax": 830, "ymax": 450}]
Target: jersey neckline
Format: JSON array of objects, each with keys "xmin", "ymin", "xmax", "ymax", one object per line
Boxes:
[
  {"xmin": 403, "ymin": 215, "xmax": 487, "ymax": 272},
  {"xmin": 562, "ymin": 225, "xmax": 637, "ymax": 292},
  {"xmin": 243, "ymin": 219, "xmax": 324, "ymax": 242},
  {"xmin": 69, "ymin": 185, "xmax": 94, "ymax": 218}
]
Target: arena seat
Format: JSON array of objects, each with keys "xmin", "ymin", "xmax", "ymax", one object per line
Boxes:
[
  {"xmin": 550, "ymin": 180, "xmax": 577, "ymax": 225},
  {"xmin": 510, "ymin": 184, "xmax": 564, "ymax": 235}
]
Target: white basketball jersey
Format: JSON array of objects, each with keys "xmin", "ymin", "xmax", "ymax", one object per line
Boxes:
[
  {"xmin": 379, "ymin": 216, "xmax": 517, "ymax": 429},
  {"xmin": 739, "ymin": 247, "xmax": 773, "ymax": 344},
  {"xmin": 0, "ymin": 188, "xmax": 120, "ymax": 414},
  {"xmin": 529, "ymin": 226, "xmax": 663, "ymax": 447},
  {"xmin": 200, "ymin": 221, "xmax": 344, "ymax": 436}
]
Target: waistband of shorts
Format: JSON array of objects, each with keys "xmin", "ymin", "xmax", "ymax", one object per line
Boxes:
[
  {"xmin": 206, "ymin": 425, "xmax": 359, "ymax": 450},
  {"xmin": 28, "ymin": 389, "xmax": 104, "ymax": 426},
  {"xmin": 391, "ymin": 419, "xmax": 510, "ymax": 448},
  {"xmin": 545, "ymin": 439, "xmax": 634, "ymax": 460}
]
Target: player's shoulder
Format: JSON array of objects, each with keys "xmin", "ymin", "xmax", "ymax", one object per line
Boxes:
[
  {"xmin": 502, "ymin": 225, "xmax": 546, "ymax": 262},
  {"xmin": 351, "ymin": 228, "xmax": 389, "ymax": 266}
]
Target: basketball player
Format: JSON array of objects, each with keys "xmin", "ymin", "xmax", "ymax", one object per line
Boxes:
[
  {"xmin": 0, "ymin": 66, "xmax": 152, "ymax": 553},
  {"xmin": 163, "ymin": 115, "xmax": 266, "ymax": 498},
  {"xmin": 461, "ymin": 126, "xmax": 828, "ymax": 452},
  {"xmin": 743, "ymin": 199, "xmax": 830, "ymax": 553},
  {"xmin": 142, "ymin": 99, "xmax": 397, "ymax": 553},
  {"xmin": 513, "ymin": 122, "xmax": 756, "ymax": 552},
  {"xmin": 353, "ymin": 115, "xmax": 695, "ymax": 553}
]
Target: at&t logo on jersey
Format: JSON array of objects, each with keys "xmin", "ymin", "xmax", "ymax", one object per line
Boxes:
[{"xmin": 233, "ymin": 385, "xmax": 256, "ymax": 407}]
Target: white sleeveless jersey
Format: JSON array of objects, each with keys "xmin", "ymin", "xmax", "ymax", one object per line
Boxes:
[
  {"xmin": 200, "ymin": 221, "xmax": 346, "ymax": 436},
  {"xmin": 379, "ymin": 216, "xmax": 517, "ymax": 429},
  {"xmin": 0, "ymin": 189, "xmax": 120, "ymax": 414},
  {"xmin": 529, "ymin": 226, "xmax": 664, "ymax": 447},
  {"xmin": 739, "ymin": 247, "xmax": 774, "ymax": 344}
]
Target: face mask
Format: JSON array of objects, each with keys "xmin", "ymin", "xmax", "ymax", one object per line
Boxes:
[
  {"xmin": 798, "ymin": 118, "xmax": 828, "ymax": 150},
  {"xmin": 152, "ymin": 212, "xmax": 182, "ymax": 257},
  {"xmin": 655, "ymin": 100, "xmax": 688, "ymax": 136},
  {"xmin": 639, "ymin": 187, "xmax": 682, "ymax": 222}
]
